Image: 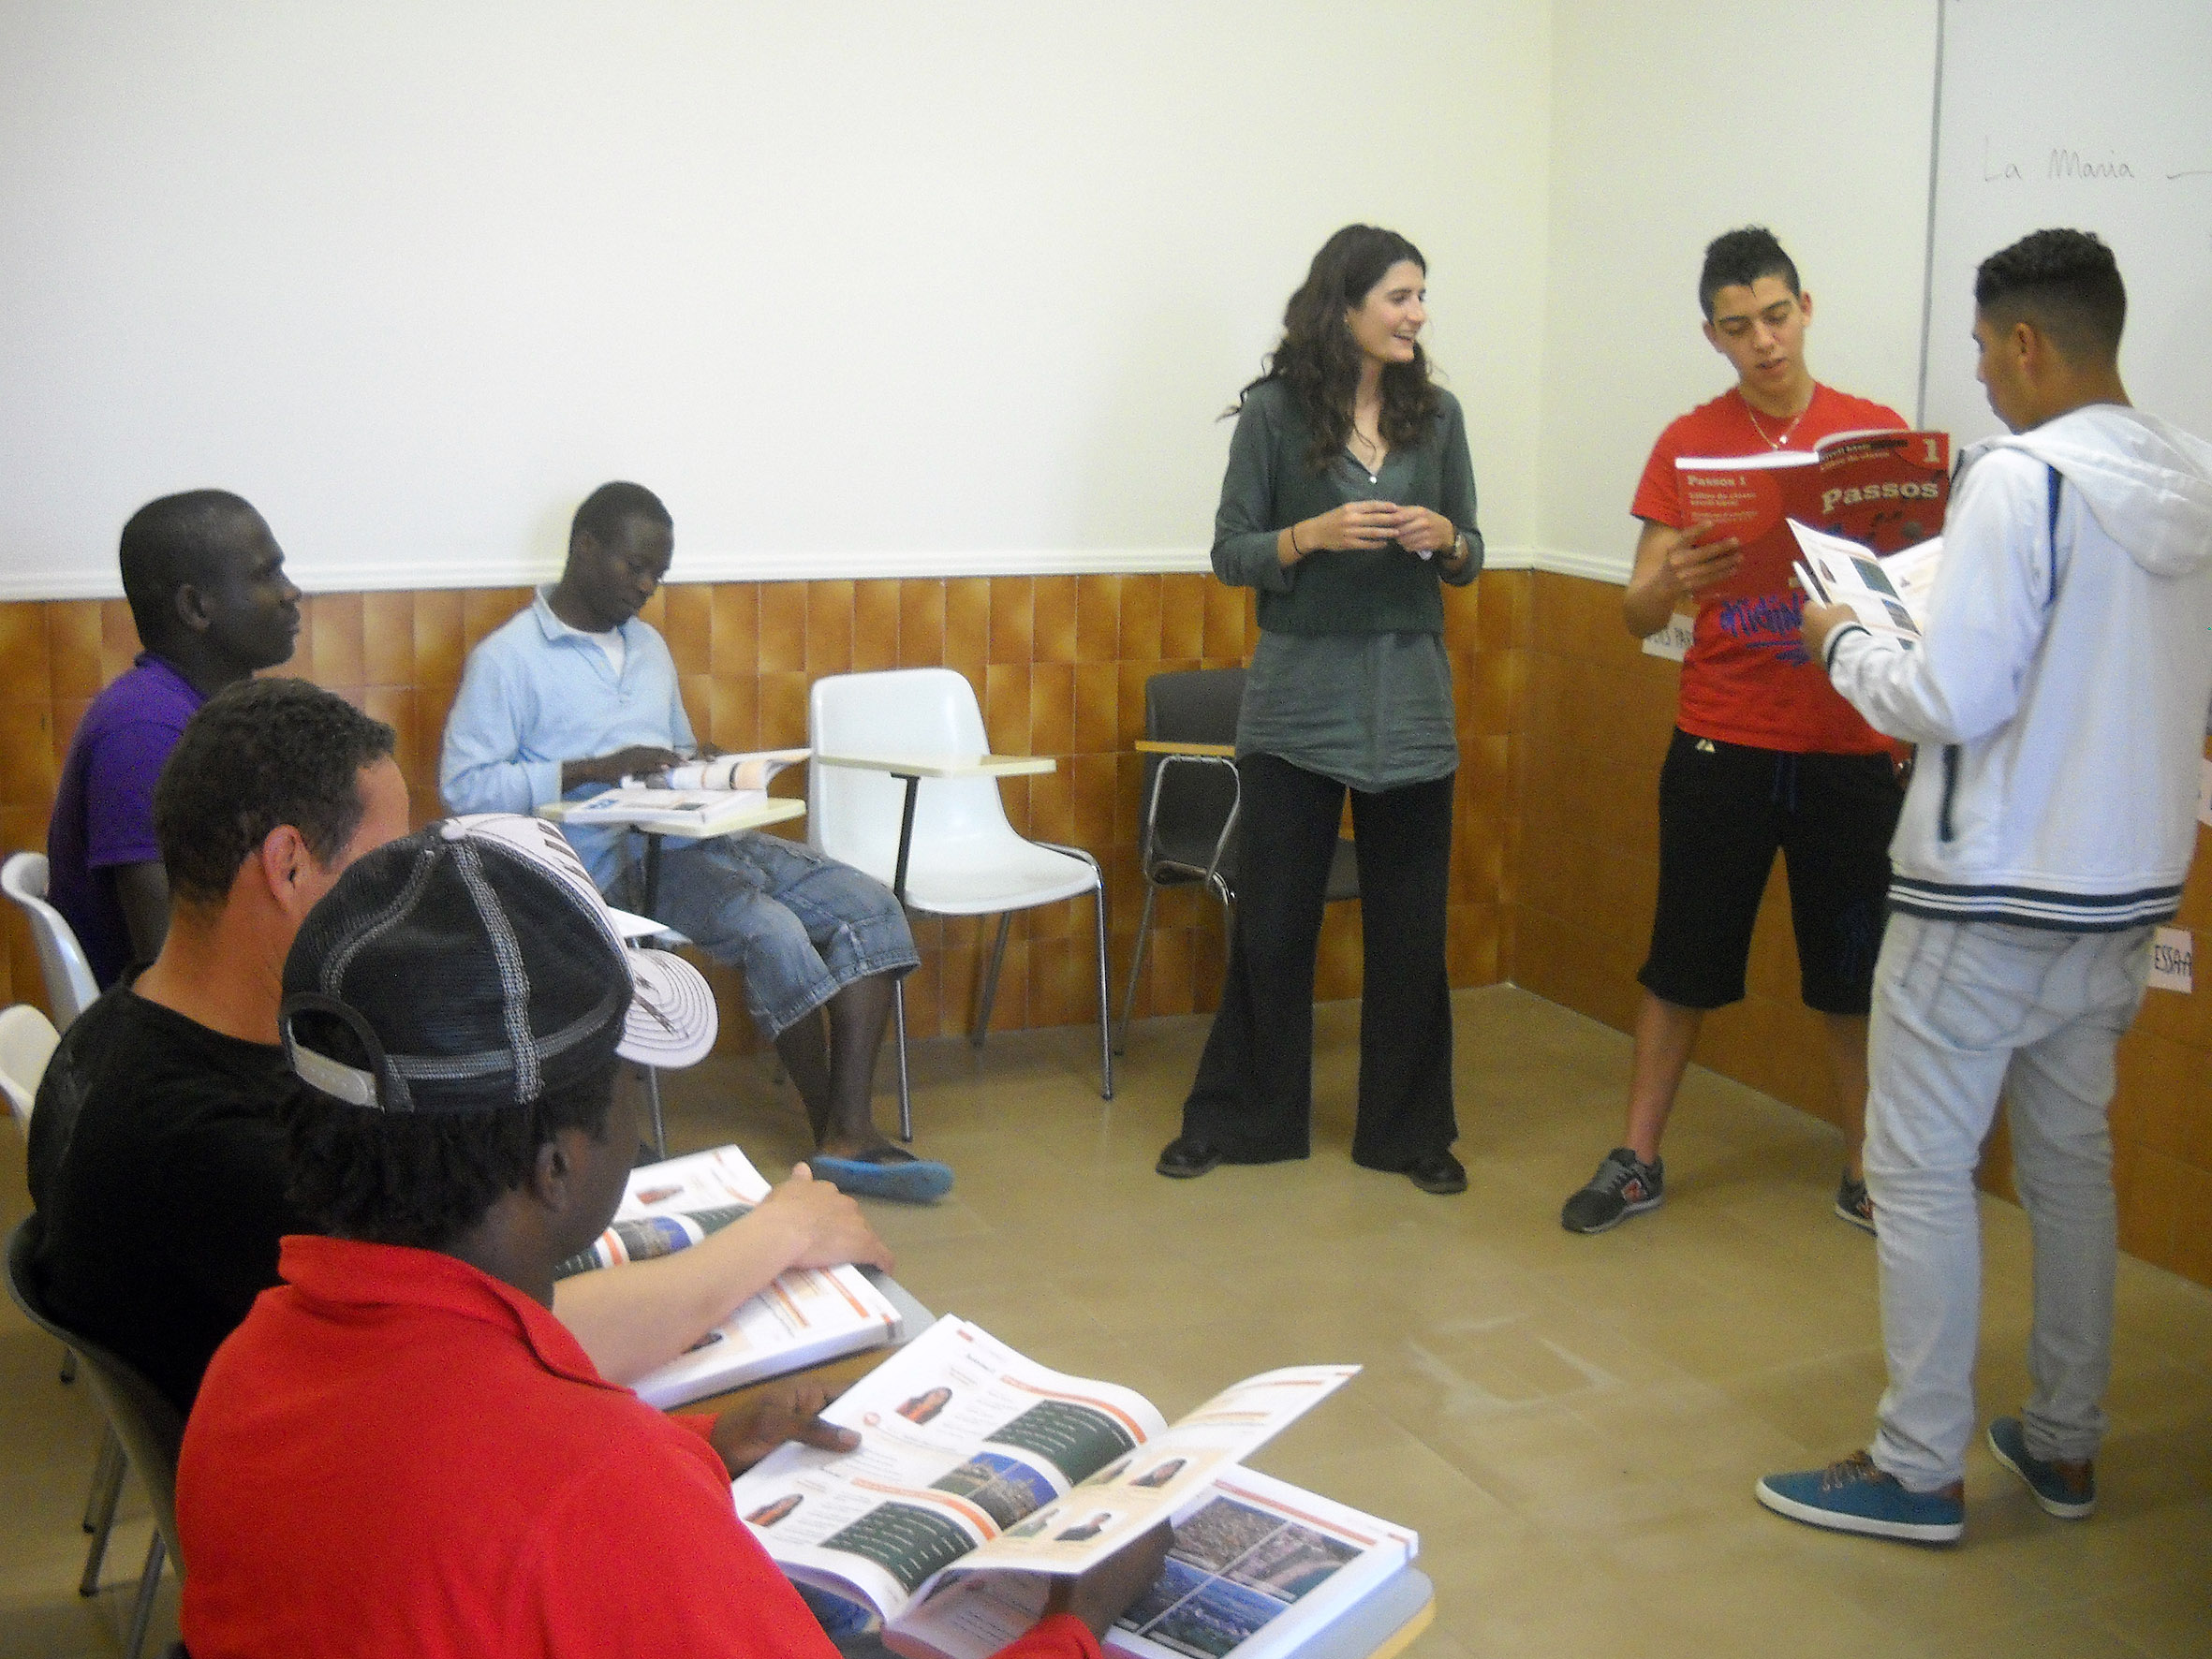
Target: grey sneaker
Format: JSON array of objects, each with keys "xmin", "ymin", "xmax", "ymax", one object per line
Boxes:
[
  {"xmin": 1561, "ymin": 1148, "xmax": 1664, "ymax": 1234},
  {"xmin": 1836, "ymin": 1174, "xmax": 1876, "ymax": 1233}
]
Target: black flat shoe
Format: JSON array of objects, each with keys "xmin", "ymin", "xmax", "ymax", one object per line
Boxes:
[
  {"xmin": 1406, "ymin": 1151, "xmax": 1467, "ymax": 1195},
  {"xmin": 1157, "ymin": 1137, "xmax": 1225, "ymax": 1179}
]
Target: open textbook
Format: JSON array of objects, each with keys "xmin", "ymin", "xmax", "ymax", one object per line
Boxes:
[
  {"xmin": 1789, "ymin": 520, "xmax": 1944, "ymax": 648},
  {"xmin": 1675, "ymin": 428, "xmax": 1949, "ymax": 601},
  {"xmin": 567, "ymin": 748, "xmax": 810, "ymax": 830},
  {"xmin": 558, "ymin": 1146, "xmax": 902, "ymax": 1408},
  {"xmin": 728, "ymin": 1316, "xmax": 1362, "ymax": 1635},
  {"xmin": 889, "ymin": 1467, "xmax": 1417, "ymax": 1659}
]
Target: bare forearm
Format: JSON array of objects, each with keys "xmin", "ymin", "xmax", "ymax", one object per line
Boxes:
[
  {"xmin": 552, "ymin": 1211, "xmax": 809, "ymax": 1385},
  {"xmin": 1622, "ymin": 566, "xmax": 1685, "ymax": 639}
]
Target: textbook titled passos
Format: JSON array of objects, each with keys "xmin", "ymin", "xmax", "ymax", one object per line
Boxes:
[{"xmin": 1675, "ymin": 429, "xmax": 1950, "ymax": 602}]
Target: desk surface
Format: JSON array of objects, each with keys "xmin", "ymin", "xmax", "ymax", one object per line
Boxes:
[
  {"xmin": 538, "ymin": 794, "xmax": 806, "ymax": 839},
  {"xmin": 814, "ymin": 752, "xmax": 1056, "ymax": 779}
]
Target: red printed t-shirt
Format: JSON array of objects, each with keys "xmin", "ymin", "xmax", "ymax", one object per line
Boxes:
[
  {"xmin": 179, "ymin": 1236, "xmax": 1103, "ymax": 1659},
  {"xmin": 1632, "ymin": 384, "xmax": 1904, "ymax": 754}
]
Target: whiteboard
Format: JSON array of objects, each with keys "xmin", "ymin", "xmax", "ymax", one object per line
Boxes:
[
  {"xmin": 0, "ymin": 3, "xmax": 1550, "ymax": 599},
  {"xmin": 1921, "ymin": 0, "xmax": 2212, "ymax": 448}
]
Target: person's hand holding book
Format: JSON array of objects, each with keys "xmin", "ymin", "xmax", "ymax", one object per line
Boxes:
[
  {"xmin": 1799, "ymin": 599, "xmax": 1853, "ymax": 665},
  {"xmin": 708, "ymin": 1378, "xmax": 861, "ymax": 1475},
  {"xmin": 1661, "ymin": 520, "xmax": 1744, "ymax": 600},
  {"xmin": 563, "ymin": 743, "xmax": 684, "ymax": 791}
]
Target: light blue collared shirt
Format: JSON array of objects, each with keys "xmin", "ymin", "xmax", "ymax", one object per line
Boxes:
[{"xmin": 439, "ymin": 589, "xmax": 695, "ymax": 888}]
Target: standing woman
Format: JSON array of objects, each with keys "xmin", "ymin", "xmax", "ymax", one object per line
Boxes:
[{"xmin": 1157, "ymin": 224, "xmax": 1482, "ymax": 1196}]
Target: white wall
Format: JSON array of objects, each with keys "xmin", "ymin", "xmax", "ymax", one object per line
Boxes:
[
  {"xmin": 1533, "ymin": 0, "xmax": 1939, "ymax": 580},
  {"xmin": 0, "ymin": 1, "xmax": 1551, "ymax": 598}
]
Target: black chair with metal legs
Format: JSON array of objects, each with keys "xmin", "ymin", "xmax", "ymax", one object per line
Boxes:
[
  {"xmin": 7, "ymin": 1216, "xmax": 185, "ymax": 1659},
  {"xmin": 1117, "ymin": 668, "xmax": 1358, "ymax": 1052}
]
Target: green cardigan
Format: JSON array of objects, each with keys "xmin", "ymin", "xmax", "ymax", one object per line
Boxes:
[{"xmin": 1210, "ymin": 378, "xmax": 1482, "ymax": 636}]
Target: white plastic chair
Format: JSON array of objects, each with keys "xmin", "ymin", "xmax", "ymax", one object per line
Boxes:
[
  {"xmin": 2, "ymin": 852, "xmax": 101, "ymax": 1027},
  {"xmin": 0, "ymin": 859, "xmax": 139, "ymax": 1611},
  {"xmin": 808, "ymin": 668, "xmax": 1112, "ymax": 1138},
  {"xmin": 0, "ymin": 1003, "xmax": 60, "ymax": 1131}
]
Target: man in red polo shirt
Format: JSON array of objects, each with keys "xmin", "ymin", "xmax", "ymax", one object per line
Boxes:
[
  {"xmin": 1560, "ymin": 228, "xmax": 1907, "ymax": 1236},
  {"xmin": 178, "ymin": 814, "xmax": 1164, "ymax": 1657}
]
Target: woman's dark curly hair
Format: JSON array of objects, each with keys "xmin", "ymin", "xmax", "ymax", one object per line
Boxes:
[
  {"xmin": 1235, "ymin": 225, "xmax": 1440, "ymax": 472},
  {"xmin": 280, "ymin": 1060, "xmax": 618, "ymax": 1252}
]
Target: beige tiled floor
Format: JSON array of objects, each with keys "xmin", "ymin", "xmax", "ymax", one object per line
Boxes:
[{"xmin": 3, "ymin": 986, "xmax": 2207, "ymax": 1655}]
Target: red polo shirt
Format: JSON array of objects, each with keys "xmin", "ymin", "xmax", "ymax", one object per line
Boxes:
[
  {"xmin": 1632, "ymin": 384, "xmax": 1905, "ymax": 755},
  {"xmin": 179, "ymin": 1235, "xmax": 1099, "ymax": 1659}
]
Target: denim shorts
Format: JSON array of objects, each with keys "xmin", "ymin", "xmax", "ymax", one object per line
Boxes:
[{"xmin": 621, "ymin": 831, "xmax": 918, "ymax": 1038}]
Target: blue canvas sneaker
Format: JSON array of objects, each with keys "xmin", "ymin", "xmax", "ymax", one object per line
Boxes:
[
  {"xmin": 1756, "ymin": 1451, "xmax": 1965, "ymax": 1543},
  {"xmin": 1987, "ymin": 1417, "xmax": 2095, "ymax": 1519}
]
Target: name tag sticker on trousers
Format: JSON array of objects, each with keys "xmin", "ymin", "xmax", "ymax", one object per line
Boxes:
[{"xmin": 2149, "ymin": 928, "xmax": 2193, "ymax": 995}]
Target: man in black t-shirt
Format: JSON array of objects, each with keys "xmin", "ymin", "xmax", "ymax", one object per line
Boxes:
[
  {"xmin": 29, "ymin": 681, "xmax": 407, "ymax": 1411},
  {"xmin": 32, "ymin": 678, "xmax": 889, "ymax": 1414}
]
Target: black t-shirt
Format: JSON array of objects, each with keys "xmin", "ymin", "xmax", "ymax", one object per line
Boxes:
[{"xmin": 29, "ymin": 984, "xmax": 302, "ymax": 1414}]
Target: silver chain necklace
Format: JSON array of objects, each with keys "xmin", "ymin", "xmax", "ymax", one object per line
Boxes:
[{"xmin": 1742, "ymin": 390, "xmax": 1810, "ymax": 450}]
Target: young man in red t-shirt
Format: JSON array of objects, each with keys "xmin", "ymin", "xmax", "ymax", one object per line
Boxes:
[{"xmin": 1559, "ymin": 228, "xmax": 1907, "ymax": 1236}]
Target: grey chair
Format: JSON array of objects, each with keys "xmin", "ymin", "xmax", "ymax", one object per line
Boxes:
[
  {"xmin": 7, "ymin": 1216, "xmax": 184, "ymax": 1659},
  {"xmin": 1115, "ymin": 668, "xmax": 1358, "ymax": 1052}
]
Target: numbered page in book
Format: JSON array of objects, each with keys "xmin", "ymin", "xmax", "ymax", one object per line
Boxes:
[
  {"xmin": 884, "ymin": 1468, "xmax": 1416, "ymax": 1659},
  {"xmin": 1676, "ymin": 428, "xmax": 1949, "ymax": 603},
  {"xmin": 607, "ymin": 1145, "xmax": 902, "ymax": 1410},
  {"xmin": 729, "ymin": 1315, "xmax": 1358, "ymax": 1623}
]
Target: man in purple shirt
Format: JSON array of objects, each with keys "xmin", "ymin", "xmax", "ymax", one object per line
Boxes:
[{"xmin": 47, "ymin": 491, "xmax": 302, "ymax": 987}]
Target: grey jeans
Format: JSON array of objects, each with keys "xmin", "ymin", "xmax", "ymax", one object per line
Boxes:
[{"xmin": 1865, "ymin": 911, "xmax": 2152, "ymax": 1490}]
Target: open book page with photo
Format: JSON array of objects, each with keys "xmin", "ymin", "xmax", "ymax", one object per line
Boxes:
[
  {"xmin": 1789, "ymin": 519, "xmax": 1945, "ymax": 648},
  {"xmin": 730, "ymin": 1316, "xmax": 1357, "ymax": 1625},
  {"xmin": 885, "ymin": 1467, "xmax": 1416, "ymax": 1659}
]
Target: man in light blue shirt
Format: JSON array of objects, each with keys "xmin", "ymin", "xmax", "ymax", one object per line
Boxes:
[{"xmin": 441, "ymin": 482, "xmax": 950, "ymax": 1201}]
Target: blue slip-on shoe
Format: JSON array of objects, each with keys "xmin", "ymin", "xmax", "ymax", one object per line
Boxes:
[
  {"xmin": 806, "ymin": 1152, "xmax": 955, "ymax": 1203},
  {"xmin": 1756, "ymin": 1450, "xmax": 1965, "ymax": 1544},
  {"xmin": 1987, "ymin": 1417, "xmax": 2095, "ymax": 1520}
]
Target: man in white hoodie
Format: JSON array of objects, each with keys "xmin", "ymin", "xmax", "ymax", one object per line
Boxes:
[{"xmin": 1757, "ymin": 229, "xmax": 2212, "ymax": 1544}]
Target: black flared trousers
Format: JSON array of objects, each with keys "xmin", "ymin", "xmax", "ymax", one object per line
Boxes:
[{"xmin": 1178, "ymin": 752, "xmax": 1456, "ymax": 1169}]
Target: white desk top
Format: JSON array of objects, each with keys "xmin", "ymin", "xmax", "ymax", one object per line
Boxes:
[
  {"xmin": 813, "ymin": 752, "xmax": 1056, "ymax": 779},
  {"xmin": 538, "ymin": 794, "xmax": 806, "ymax": 840}
]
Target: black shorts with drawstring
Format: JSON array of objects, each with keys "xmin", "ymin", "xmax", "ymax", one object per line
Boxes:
[{"xmin": 1638, "ymin": 727, "xmax": 1903, "ymax": 1014}]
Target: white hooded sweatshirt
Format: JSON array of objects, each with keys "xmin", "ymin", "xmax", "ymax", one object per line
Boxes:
[{"xmin": 1824, "ymin": 402, "xmax": 2212, "ymax": 931}]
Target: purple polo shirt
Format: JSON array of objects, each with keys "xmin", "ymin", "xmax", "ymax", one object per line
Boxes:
[{"xmin": 47, "ymin": 654, "xmax": 206, "ymax": 989}]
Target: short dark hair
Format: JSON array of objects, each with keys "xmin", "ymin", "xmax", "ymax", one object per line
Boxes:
[
  {"xmin": 1699, "ymin": 228, "xmax": 1801, "ymax": 320},
  {"xmin": 1974, "ymin": 228, "xmax": 2126, "ymax": 362},
  {"xmin": 279, "ymin": 1061, "xmax": 617, "ymax": 1250},
  {"xmin": 154, "ymin": 678, "xmax": 396, "ymax": 905},
  {"xmin": 571, "ymin": 481, "xmax": 671, "ymax": 551},
  {"xmin": 117, "ymin": 490, "xmax": 259, "ymax": 646}
]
